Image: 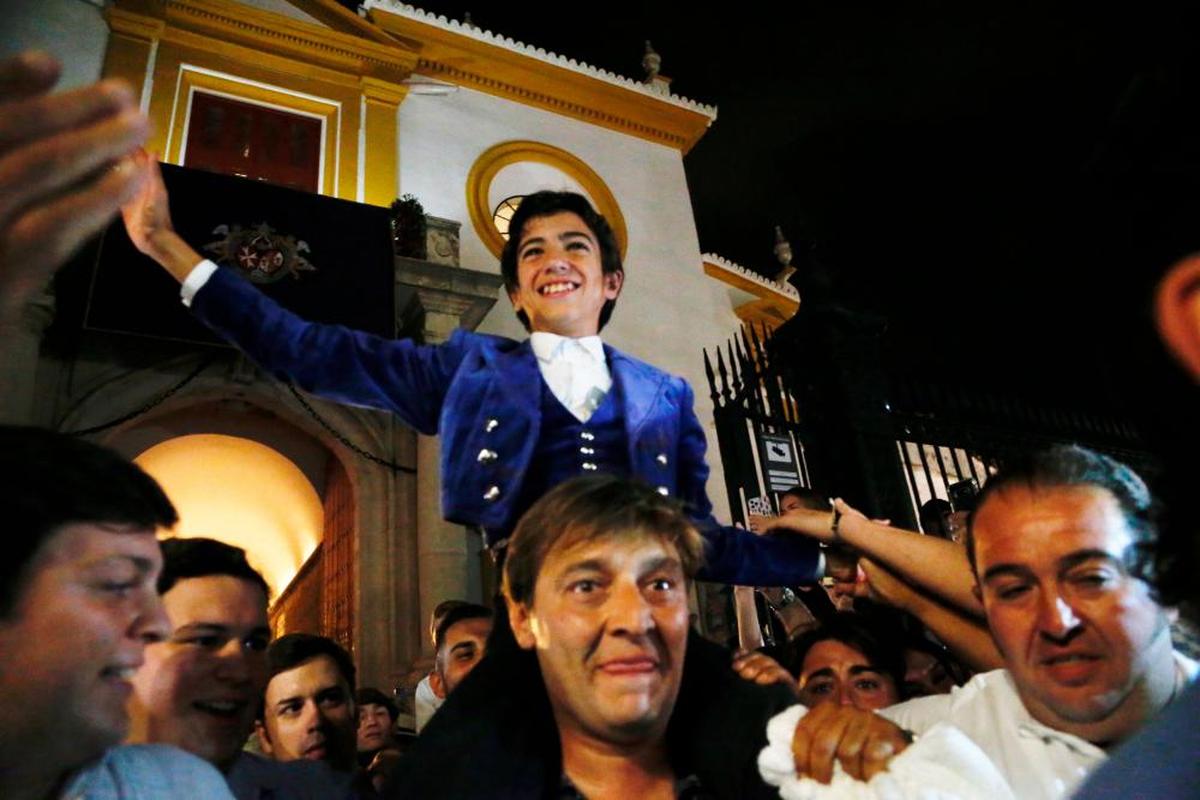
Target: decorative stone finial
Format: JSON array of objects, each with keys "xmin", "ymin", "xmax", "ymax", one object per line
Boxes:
[
  {"xmin": 642, "ymin": 40, "xmax": 662, "ymax": 82},
  {"xmin": 462, "ymin": 11, "xmax": 476, "ymax": 30},
  {"xmin": 773, "ymin": 225, "xmax": 796, "ymax": 283}
]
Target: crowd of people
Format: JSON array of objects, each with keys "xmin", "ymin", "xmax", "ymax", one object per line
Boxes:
[{"xmin": 2, "ymin": 50, "xmax": 1200, "ymax": 799}]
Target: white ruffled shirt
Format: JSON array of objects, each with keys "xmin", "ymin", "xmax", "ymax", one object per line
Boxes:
[{"xmin": 528, "ymin": 331, "xmax": 611, "ymax": 422}]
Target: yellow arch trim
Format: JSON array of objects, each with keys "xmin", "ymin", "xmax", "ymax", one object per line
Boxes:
[{"xmin": 466, "ymin": 141, "xmax": 628, "ymax": 260}]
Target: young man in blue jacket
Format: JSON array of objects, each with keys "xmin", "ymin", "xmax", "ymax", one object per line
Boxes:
[{"xmin": 121, "ymin": 153, "xmax": 822, "ymax": 587}]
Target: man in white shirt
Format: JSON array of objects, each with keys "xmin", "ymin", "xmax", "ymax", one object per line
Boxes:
[{"xmin": 782, "ymin": 445, "xmax": 1195, "ymax": 799}]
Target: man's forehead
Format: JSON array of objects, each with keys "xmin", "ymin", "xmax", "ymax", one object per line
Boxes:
[
  {"xmin": 163, "ymin": 574, "xmax": 269, "ymax": 626},
  {"xmin": 542, "ymin": 532, "xmax": 681, "ymax": 573},
  {"xmin": 37, "ymin": 521, "xmax": 161, "ymax": 567},
  {"xmin": 973, "ymin": 484, "xmax": 1133, "ymax": 567},
  {"xmin": 445, "ymin": 616, "xmax": 492, "ymax": 642},
  {"xmin": 267, "ymin": 654, "xmax": 347, "ymax": 697}
]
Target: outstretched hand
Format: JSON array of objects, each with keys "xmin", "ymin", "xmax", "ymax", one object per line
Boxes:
[
  {"xmin": 0, "ymin": 51, "xmax": 148, "ymax": 323},
  {"xmin": 120, "ymin": 149, "xmax": 174, "ymax": 256},
  {"xmin": 119, "ymin": 149, "xmax": 203, "ymax": 282}
]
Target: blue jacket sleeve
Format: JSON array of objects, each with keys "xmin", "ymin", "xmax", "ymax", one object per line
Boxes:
[
  {"xmin": 190, "ymin": 267, "xmax": 466, "ymax": 435},
  {"xmin": 675, "ymin": 380, "xmax": 823, "ymax": 585}
]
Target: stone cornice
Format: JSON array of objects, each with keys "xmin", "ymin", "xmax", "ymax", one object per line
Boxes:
[{"xmin": 363, "ymin": 1, "xmax": 716, "ymax": 153}]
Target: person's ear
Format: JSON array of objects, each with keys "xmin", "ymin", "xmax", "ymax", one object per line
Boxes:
[
  {"xmin": 504, "ymin": 594, "xmax": 538, "ymax": 651},
  {"xmin": 429, "ymin": 670, "xmax": 445, "ymax": 699},
  {"xmin": 1156, "ymin": 254, "xmax": 1200, "ymax": 383},
  {"xmin": 254, "ymin": 720, "xmax": 274, "ymax": 755},
  {"xmin": 603, "ymin": 269, "xmax": 624, "ymax": 300}
]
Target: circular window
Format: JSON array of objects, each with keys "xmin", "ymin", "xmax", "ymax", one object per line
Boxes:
[
  {"xmin": 466, "ymin": 141, "xmax": 627, "ymax": 259},
  {"xmin": 492, "ymin": 195, "xmax": 524, "ymax": 241}
]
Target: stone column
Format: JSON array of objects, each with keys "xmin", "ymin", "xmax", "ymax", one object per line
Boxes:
[
  {"xmin": 395, "ymin": 255, "xmax": 504, "ymax": 655},
  {"xmin": 0, "ymin": 289, "xmax": 54, "ymax": 425}
]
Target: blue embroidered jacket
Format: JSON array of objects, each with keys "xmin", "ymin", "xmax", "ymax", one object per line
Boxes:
[{"xmin": 190, "ymin": 267, "xmax": 820, "ymax": 585}]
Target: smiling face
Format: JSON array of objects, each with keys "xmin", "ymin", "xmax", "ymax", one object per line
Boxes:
[
  {"xmin": 129, "ymin": 575, "xmax": 271, "ymax": 769},
  {"xmin": 972, "ymin": 484, "xmax": 1174, "ymax": 742},
  {"xmin": 507, "ymin": 532, "xmax": 689, "ymax": 746},
  {"xmin": 798, "ymin": 639, "xmax": 899, "ymax": 711},
  {"xmin": 508, "ymin": 211, "xmax": 623, "ymax": 338},
  {"xmin": 0, "ymin": 523, "xmax": 168, "ymax": 772},
  {"xmin": 259, "ymin": 654, "xmax": 357, "ymax": 771}
]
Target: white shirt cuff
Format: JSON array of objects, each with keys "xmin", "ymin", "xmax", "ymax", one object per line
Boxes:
[{"xmin": 180, "ymin": 260, "xmax": 219, "ymax": 307}]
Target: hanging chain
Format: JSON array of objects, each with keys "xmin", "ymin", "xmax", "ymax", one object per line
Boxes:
[{"xmin": 286, "ymin": 383, "xmax": 416, "ymax": 474}]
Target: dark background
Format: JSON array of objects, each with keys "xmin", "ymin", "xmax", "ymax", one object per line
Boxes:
[{"xmin": 345, "ymin": 2, "xmax": 1200, "ymax": 419}]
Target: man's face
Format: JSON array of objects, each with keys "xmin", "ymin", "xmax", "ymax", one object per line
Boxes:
[
  {"xmin": 130, "ymin": 575, "xmax": 270, "ymax": 768},
  {"xmin": 433, "ymin": 616, "xmax": 492, "ymax": 697},
  {"xmin": 0, "ymin": 524, "xmax": 168, "ymax": 768},
  {"xmin": 508, "ymin": 211, "xmax": 623, "ymax": 337},
  {"xmin": 508, "ymin": 533, "xmax": 689, "ymax": 745},
  {"xmin": 356, "ymin": 702, "xmax": 395, "ymax": 753},
  {"xmin": 902, "ymin": 648, "xmax": 956, "ymax": 698},
  {"xmin": 797, "ymin": 639, "xmax": 899, "ymax": 711},
  {"xmin": 973, "ymin": 484, "xmax": 1171, "ymax": 739},
  {"xmin": 259, "ymin": 654, "xmax": 357, "ymax": 772}
]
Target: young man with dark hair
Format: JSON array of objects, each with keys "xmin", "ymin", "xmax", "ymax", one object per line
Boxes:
[
  {"xmin": 792, "ymin": 615, "xmax": 904, "ymax": 711},
  {"xmin": 429, "ymin": 603, "xmax": 493, "ymax": 700},
  {"xmin": 0, "ymin": 427, "xmax": 232, "ymax": 800},
  {"xmin": 390, "ymin": 475, "xmax": 794, "ymax": 799},
  {"xmin": 128, "ymin": 536, "xmax": 352, "ymax": 800},
  {"xmin": 121, "ymin": 159, "xmax": 823, "ymax": 588},
  {"xmin": 257, "ymin": 633, "xmax": 359, "ymax": 776}
]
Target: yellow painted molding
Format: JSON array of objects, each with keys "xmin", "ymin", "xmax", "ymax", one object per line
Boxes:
[
  {"xmin": 282, "ymin": 0, "xmax": 397, "ymax": 45},
  {"xmin": 112, "ymin": 0, "xmax": 418, "ymax": 83},
  {"xmin": 105, "ymin": 6, "xmax": 166, "ymax": 40},
  {"xmin": 703, "ymin": 259, "xmax": 799, "ymax": 324},
  {"xmin": 466, "ymin": 141, "xmax": 628, "ymax": 261},
  {"xmin": 162, "ymin": 68, "xmax": 341, "ymax": 196},
  {"xmin": 369, "ymin": 8, "xmax": 713, "ymax": 153}
]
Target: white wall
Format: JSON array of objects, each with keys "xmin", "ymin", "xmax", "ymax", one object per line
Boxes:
[
  {"xmin": 398, "ymin": 86, "xmax": 740, "ymax": 518},
  {"xmin": 0, "ymin": 0, "xmax": 109, "ymax": 89}
]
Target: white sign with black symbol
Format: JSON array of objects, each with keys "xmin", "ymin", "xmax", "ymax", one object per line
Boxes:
[
  {"xmin": 759, "ymin": 433, "xmax": 800, "ymax": 491},
  {"xmin": 746, "ymin": 495, "xmax": 774, "ymax": 517}
]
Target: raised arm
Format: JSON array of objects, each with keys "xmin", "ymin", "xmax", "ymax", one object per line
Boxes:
[
  {"xmin": 120, "ymin": 153, "xmax": 463, "ymax": 433},
  {"xmin": 765, "ymin": 499, "xmax": 983, "ymax": 615},
  {"xmin": 860, "ymin": 559, "xmax": 1001, "ymax": 673}
]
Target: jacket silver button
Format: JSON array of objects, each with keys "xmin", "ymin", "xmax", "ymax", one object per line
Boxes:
[
  {"xmin": 485, "ymin": 418, "xmax": 499, "ymax": 433},
  {"xmin": 657, "ymin": 486, "xmax": 669, "ymax": 496},
  {"xmin": 580, "ymin": 446, "xmax": 595, "ymax": 455},
  {"xmin": 580, "ymin": 431, "xmax": 595, "ymax": 441},
  {"xmin": 582, "ymin": 462, "xmax": 598, "ymax": 471},
  {"xmin": 656, "ymin": 453, "xmax": 668, "ymax": 466},
  {"xmin": 483, "ymin": 485, "xmax": 501, "ymax": 501},
  {"xmin": 477, "ymin": 448, "xmax": 498, "ymax": 464}
]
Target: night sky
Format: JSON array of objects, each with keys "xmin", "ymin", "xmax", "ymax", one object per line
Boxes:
[{"xmin": 367, "ymin": 2, "xmax": 1200, "ymax": 415}]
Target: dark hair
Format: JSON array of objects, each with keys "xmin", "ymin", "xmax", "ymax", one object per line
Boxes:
[
  {"xmin": 919, "ymin": 498, "xmax": 953, "ymax": 539},
  {"xmin": 498, "ymin": 191, "xmax": 624, "ymax": 332},
  {"xmin": 356, "ymin": 687, "xmax": 398, "ymax": 721},
  {"xmin": 434, "ymin": 602, "xmax": 494, "ymax": 653},
  {"xmin": 158, "ymin": 536, "xmax": 271, "ymax": 599},
  {"xmin": 503, "ymin": 475, "xmax": 704, "ymax": 606},
  {"xmin": 965, "ymin": 445, "xmax": 1156, "ymax": 581},
  {"xmin": 0, "ymin": 426, "xmax": 177, "ymax": 617},
  {"xmin": 791, "ymin": 613, "xmax": 905, "ymax": 691},
  {"xmin": 429, "ymin": 599, "xmax": 470, "ymax": 647},
  {"xmin": 780, "ymin": 486, "xmax": 828, "ymax": 512},
  {"xmin": 265, "ymin": 633, "xmax": 357, "ymax": 698}
]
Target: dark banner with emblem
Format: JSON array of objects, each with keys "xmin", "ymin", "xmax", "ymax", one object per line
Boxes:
[{"xmin": 84, "ymin": 163, "xmax": 395, "ymax": 343}]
